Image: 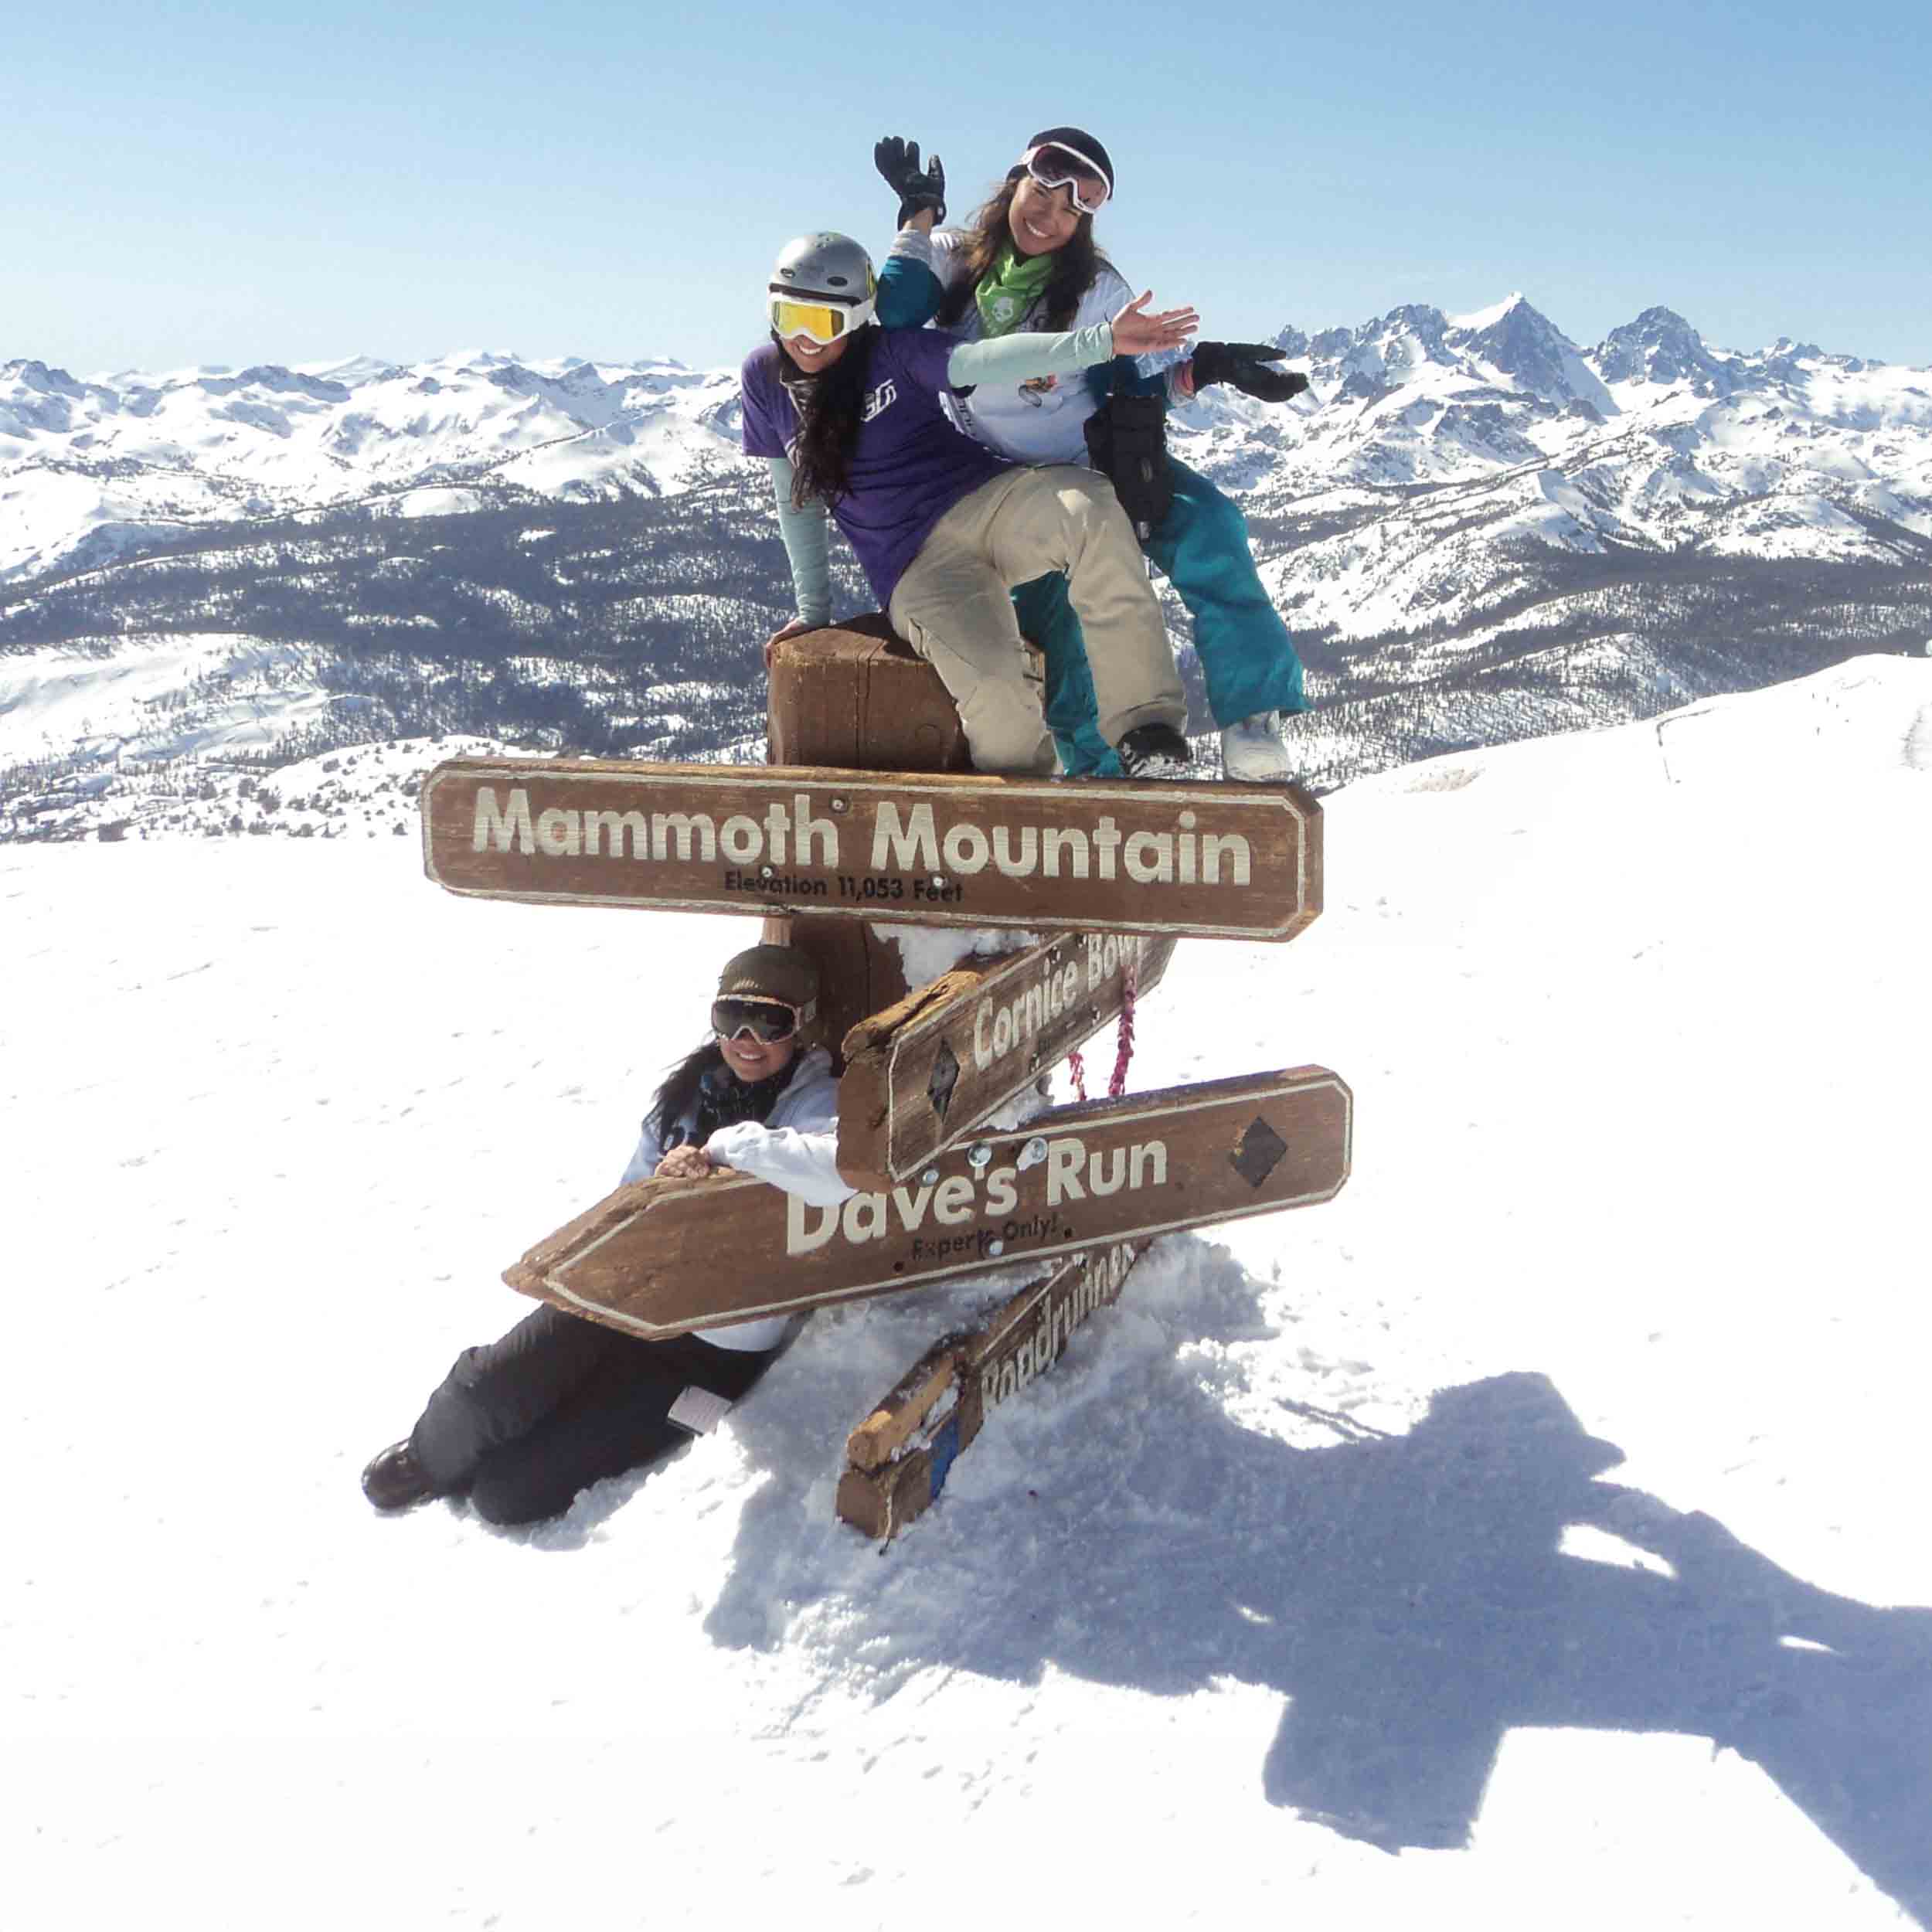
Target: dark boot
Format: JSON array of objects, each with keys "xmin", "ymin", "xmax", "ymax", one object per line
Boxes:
[
  {"xmin": 1117, "ymin": 723, "xmax": 1193, "ymax": 780},
  {"xmin": 362, "ymin": 1440, "xmax": 437, "ymax": 1512}
]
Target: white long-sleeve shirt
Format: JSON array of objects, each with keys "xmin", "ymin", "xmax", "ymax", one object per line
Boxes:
[
  {"xmin": 886, "ymin": 225, "xmax": 1185, "ymax": 468},
  {"xmin": 617, "ymin": 1046, "xmax": 852, "ymax": 1350}
]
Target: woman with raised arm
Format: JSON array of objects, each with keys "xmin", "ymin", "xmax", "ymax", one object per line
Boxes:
[
  {"xmin": 361, "ymin": 946, "xmax": 849, "ymax": 1527},
  {"xmin": 872, "ymin": 128, "xmax": 1311, "ymax": 781},
  {"xmin": 744, "ymin": 230, "xmax": 1200, "ymax": 778}
]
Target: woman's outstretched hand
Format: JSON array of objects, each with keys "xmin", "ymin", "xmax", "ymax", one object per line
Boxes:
[
  {"xmin": 654, "ymin": 1145, "xmax": 714, "ymax": 1181},
  {"xmin": 875, "ymin": 135, "xmax": 946, "ymax": 228},
  {"xmin": 1111, "ymin": 291, "xmax": 1199, "ymax": 357}
]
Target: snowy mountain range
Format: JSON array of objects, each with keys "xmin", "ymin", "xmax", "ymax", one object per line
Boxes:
[
  {"xmin": 4, "ymin": 297, "xmax": 1930, "ymax": 840},
  {"xmin": 1218, "ymin": 294, "xmax": 1932, "ymax": 642},
  {"xmin": 0, "ymin": 349, "xmax": 745, "ymax": 583},
  {"xmin": 6, "ymin": 298, "xmax": 1928, "ymax": 603}
]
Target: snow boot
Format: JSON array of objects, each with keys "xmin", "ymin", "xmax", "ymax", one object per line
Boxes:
[
  {"xmin": 362, "ymin": 1440, "xmax": 437, "ymax": 1512},
  {"xmin": 1219, "ymin": 709, "xmax": 1294, "ymax": 781},
  {"xmin": 1116, "ymin": 723, "xmax": 1192, "ymax": 780}
]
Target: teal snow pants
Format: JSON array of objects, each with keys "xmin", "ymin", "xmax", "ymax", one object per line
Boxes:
[{"xmin": 1012, "ymin": 454, "xmax": 1308, "ymax": 778}]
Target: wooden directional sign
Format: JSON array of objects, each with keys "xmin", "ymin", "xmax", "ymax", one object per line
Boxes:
[
  {"xmin": 421, "ymin": 757, "xmax": 1321, "ymax": 941},
  {"xmin": 503, "ymin": 1066, "xmax": 1352, "ymax": 1339},
  {"xmin": 838, "ymin": 930, "xmax": 1178, "ymax": 1188},
  {"xmin": 837, "ymin": 1241, "xmax": 1147, "ymax": 1541}
]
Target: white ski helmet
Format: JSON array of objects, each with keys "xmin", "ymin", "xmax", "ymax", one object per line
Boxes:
[{"xmin": 767, "ymin": 232, "xmax": 877, "ymax": 345}]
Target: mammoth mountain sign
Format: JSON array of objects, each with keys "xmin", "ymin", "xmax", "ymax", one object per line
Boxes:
[
  {"xmin": 837, "ymin": 929, "xmax": 1178, "ymax": 1188},
  {"xmin": 504, "ymin": 1066, "xmax": 1352, "ymax": 1339},
  {"xmin": 421, "ymin": 757, "xmax": 1321, "ymax": 941}
]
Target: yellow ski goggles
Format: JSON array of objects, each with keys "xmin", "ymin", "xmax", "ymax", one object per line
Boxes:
[{"xmin": 768, "ymin": 282, "xmax": 876, "ymax": 346}]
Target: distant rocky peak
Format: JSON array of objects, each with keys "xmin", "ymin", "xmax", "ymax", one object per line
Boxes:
[
  {"xmin": 1304, "ymin": 304, "xmax": 1458, "ymax": 391},
  {"xmin": 1448, "ymin": 293, "xmax": 1567, "ymax": 366},
  {"xmin": 1592, "ymin": 307, "xmax": 1740, "ymax": 397},
  {"xmin": 1382, "ymin": 302, "xmax": 1452, "ymax": 343},
  {"xmin": 2, "ymin": 359, "xmax": 88, "ymax": 399},
  {"xmin": 1596, "ymin": 306, "xmax": 1703, "ymax": 370},
  {"xmin": 1447, "ymin": 296, "xmax": 1616, "ymax": 415},
  {"xmin": 1759, "ymin": 337, "xmax": 1871, "ymax": 379},
  {"xmin": 190, "ymin": 365, "xmax": 352, "ymax": 404}
]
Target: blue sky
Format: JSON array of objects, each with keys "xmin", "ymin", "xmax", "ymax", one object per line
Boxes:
[{"xmin": 6, "ymin": 0, "xmax": 1928, "ymax": 376}]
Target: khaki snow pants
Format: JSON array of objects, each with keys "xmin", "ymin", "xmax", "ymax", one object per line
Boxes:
[{"xmin": 888, "ymin": 466, "xmax": 1186, "ymax": 776}]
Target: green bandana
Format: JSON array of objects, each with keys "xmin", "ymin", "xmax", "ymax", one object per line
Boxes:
[{"xmin": 975, "ymin": 245, "xmax": 1056, "ymax": 338}]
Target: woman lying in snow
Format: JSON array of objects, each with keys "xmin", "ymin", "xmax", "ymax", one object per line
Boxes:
[{"xmin": 360, "ymin": 944, "xmax": 852, "ymax": 1526}]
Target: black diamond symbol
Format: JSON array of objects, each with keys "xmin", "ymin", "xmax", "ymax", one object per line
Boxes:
[
  {"xmin": 927, "ymin": 1040, "xmax": 961, "ymax": 1120},
  {"xmin": 1230, "ymin": 1116, "xmax": 1287, "ymax": 1190}
]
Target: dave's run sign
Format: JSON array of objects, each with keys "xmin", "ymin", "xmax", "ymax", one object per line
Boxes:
[
  {"xmin": 503, "ymin": 1066, "xmax": 1352, "ymax": 1338},
  {"xmin": 421, "ymin": 758, "xmax": 1321, "ymax": 941},
  {"xmin": 838, "ymin": 930, "xmax": 1178, "ymax": 1188}
]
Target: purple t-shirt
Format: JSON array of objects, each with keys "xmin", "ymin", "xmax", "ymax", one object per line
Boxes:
[{"xmin": 741, "ymin": 329, "xmax": 1012, "ymax": 609}]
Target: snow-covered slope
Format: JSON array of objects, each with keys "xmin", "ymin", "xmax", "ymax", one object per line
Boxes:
[
  {"xmin": 7, "ymin": 301, "xmax": 1929, "ymax": 646},
  {"xmin": 9, "ymin": 657, "xmax": 1930, "ymax": 1929}
]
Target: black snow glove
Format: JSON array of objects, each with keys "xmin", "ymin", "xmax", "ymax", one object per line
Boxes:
[
  {"xmin": 1190, "ymin": 340, "xmax": 1311, "ymax": 403},
  {"xmin": 874, "ymin": 135, "xmax": 946, "ymax": 227},
  {"xmin": 1083, "ymin": 394, "xmax": 1173, "ymax": 542}
]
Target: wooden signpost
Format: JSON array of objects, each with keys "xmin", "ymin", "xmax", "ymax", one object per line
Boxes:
[
  {"xmin": 420, "ymin": 613, "xmax": 1351, "ymax": 1538},
  {"xmin": 836, "ymin": 930, "xmax": 1177, "ymax": 1188},
  {"xmin": 502, "ymin": 1066, "xmax": 1352, "ymax": 1339},
  {"xmin": 836, "ymin": 1240, "xmax": 1148, "ymax": 1541},
  {"xmin": 766, "ymin": 613, "xmax": 971, "ymax": 774},
  {"xmin": 420, "ymin": 757, "xmax": 1321, "ymax": 942}
]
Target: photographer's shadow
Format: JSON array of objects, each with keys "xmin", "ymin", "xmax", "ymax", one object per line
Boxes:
[
  {"xmin": 718, "ymin": 1257, "xmax": 1932, "ymax": 1921},
  {"xmin": 1242, "ymin": 1374, "xmax": 1932, "ymax": 1921}
]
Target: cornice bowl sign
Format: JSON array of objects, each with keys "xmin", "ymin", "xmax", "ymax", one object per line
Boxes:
[{"xmin": 421, "ymin": 757, "xmax": 1322, "ymax": 941}]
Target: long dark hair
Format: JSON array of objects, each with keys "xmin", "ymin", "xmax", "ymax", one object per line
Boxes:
[
  {"xmin": 645, "ymin": 1038, "xmax": 726, "ymax": 1148},
  {"xmin": 935, "ymin": 176, "xmax": 1109, "ymax": 335},
  {"xmin": 778, "ymin": 323, "xmax": 880, "ymax": 509}
]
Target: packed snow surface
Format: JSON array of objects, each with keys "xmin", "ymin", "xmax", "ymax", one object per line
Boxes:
[{"xmin": 7, "ymin": 658, "xmax": 1930, "ymax": 1928}]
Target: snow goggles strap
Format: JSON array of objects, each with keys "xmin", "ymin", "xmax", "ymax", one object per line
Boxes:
[
  {"xmin": 1022, "ymin": 142, "xmax": 1110, "ymax": 215},
  {"xmin": 712, "ymin": 997, "xmax": 804, "ymax": 1043},
  {"xmin": 769, "ymin": 287, "xmax": 877, "ymax": 345}
]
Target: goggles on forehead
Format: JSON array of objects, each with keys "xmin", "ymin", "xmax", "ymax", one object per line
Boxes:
[
  {"xmin": 769, "ymin": 284, "xmax": 878, "ymax": 347},
  {"xmin": 1021, "ymin": 143, "xmax": 1110, "ymax": 216},
  {"xmin": 712, "ymin": 997, "xmax": 803, "ymax": 1044}
]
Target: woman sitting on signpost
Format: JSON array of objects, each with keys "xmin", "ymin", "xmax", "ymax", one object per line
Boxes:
[
  {"xmin": 746, "ymin": 230, "xmax": 1201, "ymax": 780},
  {"xmin": 869, "ymin": 128, "xmax": 1311, "ymax": 781},
  {"xmin": 360, "ymin": 945, "xmax": 851, "ymax": 1526}
]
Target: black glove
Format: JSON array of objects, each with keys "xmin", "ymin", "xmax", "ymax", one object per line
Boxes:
[
  {"xmin": 1190, "ymin": 340, "xmax": 1310, "ymax": 404},
  {"xmin": 1083, "ymin": 395, "xmax": 1172, "ymax": 542},
  {"xmin": 873, "ymin": 136, "xmax": 946, "ymax": 228}
]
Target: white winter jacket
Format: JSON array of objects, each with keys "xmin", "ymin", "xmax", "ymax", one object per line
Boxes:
[
  {"xmin": 889, "ymin": 226, "xmax": 1178, "ymax": 468},
  {"xmin": 617, "ymin": 1046, "xmax": 852, "ymax": 1349}
]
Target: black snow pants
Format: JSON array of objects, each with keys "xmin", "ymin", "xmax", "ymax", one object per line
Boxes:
[{"xmin": 409, "ymin": 1303, "xmax": 779, "ymax": 1525}]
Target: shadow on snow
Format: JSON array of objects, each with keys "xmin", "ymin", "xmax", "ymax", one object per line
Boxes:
[{"xmin": 707, "ymin": 1238, "xmax": 1932, "ymax": 1920}]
